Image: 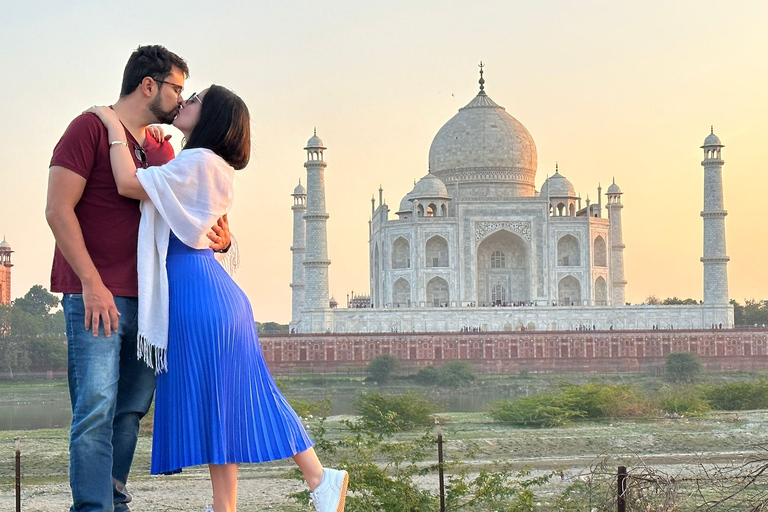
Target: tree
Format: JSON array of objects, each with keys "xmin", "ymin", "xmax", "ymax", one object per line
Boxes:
[
  {"xmin": 642, "ymin": 295, "xmax": 661, "ymax": 305},
  {"xmin": 367, "ymin": 354, "xmax": 401, "ymax": 384},
  {"xmin": 662, "ymin": 297, "xmax": 699, "ymax": 305},
  {"xmin": 665, "ymin": 352, "xmax": 702, "ymax": 383},
  {"xmin": 13, "ymin": 285, "xmax": 60, "ymax": 316}
]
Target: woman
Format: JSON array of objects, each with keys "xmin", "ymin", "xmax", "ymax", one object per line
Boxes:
[{"xmin": 89, "ymin": 85, "xmax": 347, "ymax": 512}]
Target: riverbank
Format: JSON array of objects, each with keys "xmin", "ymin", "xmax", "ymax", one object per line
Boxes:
[{"xmin": 2, "ymin": 410, "xmax": 768, "ymax": 511}]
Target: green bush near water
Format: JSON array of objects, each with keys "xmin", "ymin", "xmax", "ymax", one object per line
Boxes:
[
  {"xmin": 702, "ymin": 379, "xmax": 768, "ymax": 410},
  {"xmin": 489, "ymin": 383, "xmax": 649, "ymax": 427},
  {"xmin": 413, "ymin": 361, "xmax": 477, "ymax": 388},
  {"xmin": 354, "ymin": 391, "xmax": 436, "ymax": 433}
]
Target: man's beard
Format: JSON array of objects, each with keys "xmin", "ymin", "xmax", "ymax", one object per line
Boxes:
[{"xmin": 149, "ymin": 94, "xmax": 177, "ymax": 125}]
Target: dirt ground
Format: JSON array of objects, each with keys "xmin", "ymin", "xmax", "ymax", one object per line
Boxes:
[{"xmin": 3, "ymin": 411, "xmax": 768, "ymax": 511}]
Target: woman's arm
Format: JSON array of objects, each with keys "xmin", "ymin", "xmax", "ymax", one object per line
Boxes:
[{"xmin": 87, "ymin": 107, "xmax": 149, "ymax": 200}]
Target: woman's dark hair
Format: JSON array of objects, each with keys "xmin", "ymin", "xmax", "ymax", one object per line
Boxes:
[
  {"xmin": 184, "ymin": 85, "xmax": 251, "ymax": 170},
  {"xmin": 120, "ymin": 45, "xmax": 189, "ymax": 97}
]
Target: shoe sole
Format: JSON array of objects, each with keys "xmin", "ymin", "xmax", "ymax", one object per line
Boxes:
[{"xmin": 336, "ymin": 471, "xmax": 348, "ymax": 512}]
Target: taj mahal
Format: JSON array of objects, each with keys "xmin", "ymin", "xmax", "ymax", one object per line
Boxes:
[{"xmin": 288, "ymin": 66, "xmax": 733, "ymax": 334}]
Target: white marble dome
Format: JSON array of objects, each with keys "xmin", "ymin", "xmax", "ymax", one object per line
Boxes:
[
  {"xmin": 305, "ymin": 133, "xmax": 325, "ymax": 149},
  {"xmin": 607, "ymin": 181, "xmax": 622, "ymax": 195},
  {"xmin": 703, "ymin": 130, "xmax": 722, "ymax": 147},
  {"xmin": 293, "ymin": 181, "xmax": 306, "ymax": 195},
  {"xmin": 0, "ymin": 238, "xmax": 9, "ymax": 250},
  {"xmin": 540, "ymin": 171, "xmax": 576, "ymax": 198},
  {"xmin": 412, "ymin": 172, "xmax": 450, "ymax": 199},
  {"xmin": 428, "ymin": 90, "xmax": 537, "ymax": 194}
]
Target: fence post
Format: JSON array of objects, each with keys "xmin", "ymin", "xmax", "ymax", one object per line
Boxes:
[
  {"xmin": 437, "ymin": 425, "xmax": 445, "ymax": 512},
  {"xmin": 617, "ymin": 465, "xmax": 627, "ymax": 512},
  {"xmin": 15, "ymin": 437, "xmax": 21, "ymax": 512}
]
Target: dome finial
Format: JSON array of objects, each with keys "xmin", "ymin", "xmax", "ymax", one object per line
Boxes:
[
  {"xmin": 314, "ymin": 127, "xmax": 317, "ymax": 136},
  {"xmin": 711, "ymin": 125, "xmax": 714, "ymax": 134},
  {"xmin": 555, "ymin": 162, "xmax": 559, "ymax": 174},
  {"xmin": 478, "ymin": 61, "xmax": 485, "ymax": 94}
]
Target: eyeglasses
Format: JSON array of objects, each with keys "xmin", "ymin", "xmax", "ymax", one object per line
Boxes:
[
  {"xmin": 186, "ymin": 92, "xmax": 202, "ymax": 106},
  {"xmin": 153, "ymin": 78, "xmax": 184, "ymax": 98},
  {"xmin": 134, "ymin": 145, "xmax": 148, "ymax": 168}
]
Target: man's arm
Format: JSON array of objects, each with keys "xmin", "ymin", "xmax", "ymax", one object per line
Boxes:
[{"xmin": 45, "ymin": 166, "xmax": 119, "ymax": 337}]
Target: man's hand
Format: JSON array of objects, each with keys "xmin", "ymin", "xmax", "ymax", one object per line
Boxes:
[
  {"xmin": 82, "ymin": 278, "xmax": 120, "ymax": 337},
  {"xmin": 208, "ymin": 214, "xmax": 231, "ymax": 252}
]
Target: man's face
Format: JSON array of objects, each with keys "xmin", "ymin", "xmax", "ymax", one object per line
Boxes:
[{"xmin": 148, "ymin": 66, "xmax": 186, "ymax": 124}]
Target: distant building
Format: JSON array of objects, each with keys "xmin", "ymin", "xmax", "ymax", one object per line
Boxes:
[
  {"xmin": 0, "ymin": 237, "xmax": 12, "ymax": 306},
  {"xmin": 289, "ymin": 67, "xmax": 732, "ymax": 333}
]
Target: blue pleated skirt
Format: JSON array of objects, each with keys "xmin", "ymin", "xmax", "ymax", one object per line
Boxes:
[{"xmin": 150, "ymin": 233, "xmax": 313, "ymax": 475}]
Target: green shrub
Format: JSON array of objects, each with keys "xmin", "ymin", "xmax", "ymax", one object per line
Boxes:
[
  {"xmin": 413, "ymin": 362, "xmax": 476, "ymax": 388},
  {"xmin": 289, "ymin": 397, "xmax": 331, "ymax": 419},
  {"xmin": 703, "ymin": 380, "xmax": 768, "ymax": 411},
  {"xmin": 651, "ymin": 385, "xmax": 710, "ymax": 415},
  {"xmin": 436, "ymin": 361, "xmax": 476, "ymax": 388},
  {"xmin": 489, "ymin": 383, "xmax": 650, "ymax": 427},
  {"xmin": 414, "ymin": 365, "xmax": 439, "ymax": 385},
  {"xmin": 665, "ymin": 352, "xmax": 703, "ymax": 383},
  {"xmin": 367, "ymin": 354, "xmax": 401, "ymax": 384},
  {"xmin": 489, "ymin": 393, "xmax": 585, "ymax": 427},
  {"xmin": 354, "ymin": 391, "xmax": 436, "ymax": 433}
]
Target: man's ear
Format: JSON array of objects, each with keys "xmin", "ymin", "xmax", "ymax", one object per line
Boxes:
[{"xmin": 139, "ymin": 77, "xmax": 155, "ymax": 98}]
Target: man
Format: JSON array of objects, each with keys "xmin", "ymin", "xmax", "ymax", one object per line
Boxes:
[{"xmin": 46, "ymin": 45, "xmax": 229, "ymax": 512}]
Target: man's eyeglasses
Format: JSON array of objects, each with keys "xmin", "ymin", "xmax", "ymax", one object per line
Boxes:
[
  {"xmin": 153, "ymin": 78, "xmax": 184, "ymax": 98},
  {"xmin": 134, "ymin": 145, "xmax": 148, "ymax": 168},
  {"xmin": 186, "ymin": 92, "xmax": 202, "ymax": 106}
]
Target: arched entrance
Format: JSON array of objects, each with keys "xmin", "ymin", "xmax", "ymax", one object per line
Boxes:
[{"xmin": 477, "ymin": 230, "xmax": 530, "ymax": 306}]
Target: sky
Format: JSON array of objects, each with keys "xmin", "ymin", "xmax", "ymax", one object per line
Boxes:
[{"xmin": 0, "ymin": 1, "xmax": 766, "ymax": 323}]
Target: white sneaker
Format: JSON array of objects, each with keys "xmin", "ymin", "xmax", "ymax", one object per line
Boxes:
[{"xmin": 310, "ymin": 468, "xmax": 348, "ymax": 512}]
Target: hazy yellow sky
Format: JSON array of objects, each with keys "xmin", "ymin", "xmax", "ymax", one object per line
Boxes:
[{"xmin": 1, "ymin": 1, "xmax": 766, "ymax": 323}]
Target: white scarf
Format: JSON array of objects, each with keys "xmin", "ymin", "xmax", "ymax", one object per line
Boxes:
[{"xmin": 135, "ymin": 148, "xmax": 235, "ymax": 373}]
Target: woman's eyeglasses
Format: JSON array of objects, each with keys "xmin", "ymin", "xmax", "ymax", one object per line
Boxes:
[{"xmin": 186, "ymin": 92, "xmax": 202, "ymax": 106}]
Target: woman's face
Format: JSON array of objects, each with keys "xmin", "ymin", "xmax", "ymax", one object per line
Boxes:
[{"xmin": 173, "ymin": 88, "xmax": 208, "ymax": 136}]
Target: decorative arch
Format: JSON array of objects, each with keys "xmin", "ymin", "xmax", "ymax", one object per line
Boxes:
[
  {"xmin": 426, "ymin": 277, "xmax": 449, "ymax": 307},
  {"xmin": 373, "ymin": 243, "xmax": 381, "ymax": 307},
  {"xmin": 392, "ymin": 278, "xmax": 411, "ymax": 307},
  {"xmin": 594, "ymin": 276, "xmax": 608, "ymax": 306},
  {"xmin": 425, "ymin": 236, "xmax": 449, "ymax": 267},
  {"xmin": 427, "ymin": 203, "xmax": 438, "ymax": 217},
  {"xmin": 557, "ymin": 234, "xmax": 580, "ymax": 266},
  {"xmin": 593, "ymin": 236, "xmax": 607, "ymax": 267},
  {"xmin": 558, "ymin": 275, "xmax": 581, "ymax": 306},
  {"xmin": 391, "ymin": 237, "xmax": 410, "ymax": 269},
  {"xmin": 440, "ymin": 204, "xmax": 448, "ymax": 216},
  {"xmin": 477, "ymin": 229, "xmax": 530, "ymax": 305}
]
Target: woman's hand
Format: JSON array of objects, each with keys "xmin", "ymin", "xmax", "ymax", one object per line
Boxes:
[
  {"xmin": 86, "ymin": 106, "xmax": 122, "ymax": 132},
  {"xmin": 147, "ymin": 125, "xmax": 172, "ymax": 144}
]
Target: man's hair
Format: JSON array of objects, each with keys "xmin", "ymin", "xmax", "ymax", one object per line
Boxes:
[
  {"xmin": 184, "ymin": 85, "xmax": 251, "ymax": 170},
  {"xmin": 120, "ymin": 45, "xmax": 189, "ymax": 97}
]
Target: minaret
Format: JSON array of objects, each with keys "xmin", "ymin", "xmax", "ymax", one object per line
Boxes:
[
  {"xmin": 0, "ymin": 237, "xmax": 13, "ymax": 306},
  {"xmin": 700, "ymin": 128, "xmax": 729, "ymax": 306},
  {"xmin": 302, "ymin": 130, "xmax": 331, "ymax": 311},
  {"xmin": 289, "ymin": 180, "xmax": 307, "ymax": 327},
  {"xmin": 606, "ymin": 180, "xmax": 626, "ymax": 306}
]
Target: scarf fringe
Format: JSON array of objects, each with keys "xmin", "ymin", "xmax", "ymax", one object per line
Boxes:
[{"xmin": 137, "ymin": 334, "xmax": 168, "ymax": 374}]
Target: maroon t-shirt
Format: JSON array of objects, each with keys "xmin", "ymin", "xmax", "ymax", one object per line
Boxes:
[{"xmin": 49, "ymin": 113, "xmax": 175, "ymax": 296}]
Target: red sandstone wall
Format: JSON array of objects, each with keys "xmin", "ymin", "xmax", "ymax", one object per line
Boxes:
[{"xmin": 259, "ymin": 329, "xmax": 768, "ymax": 374}]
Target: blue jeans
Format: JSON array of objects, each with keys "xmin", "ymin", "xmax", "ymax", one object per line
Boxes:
[{"xmin": 64, "ymin": 295, "xmax": 155, "ymax": 512}]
